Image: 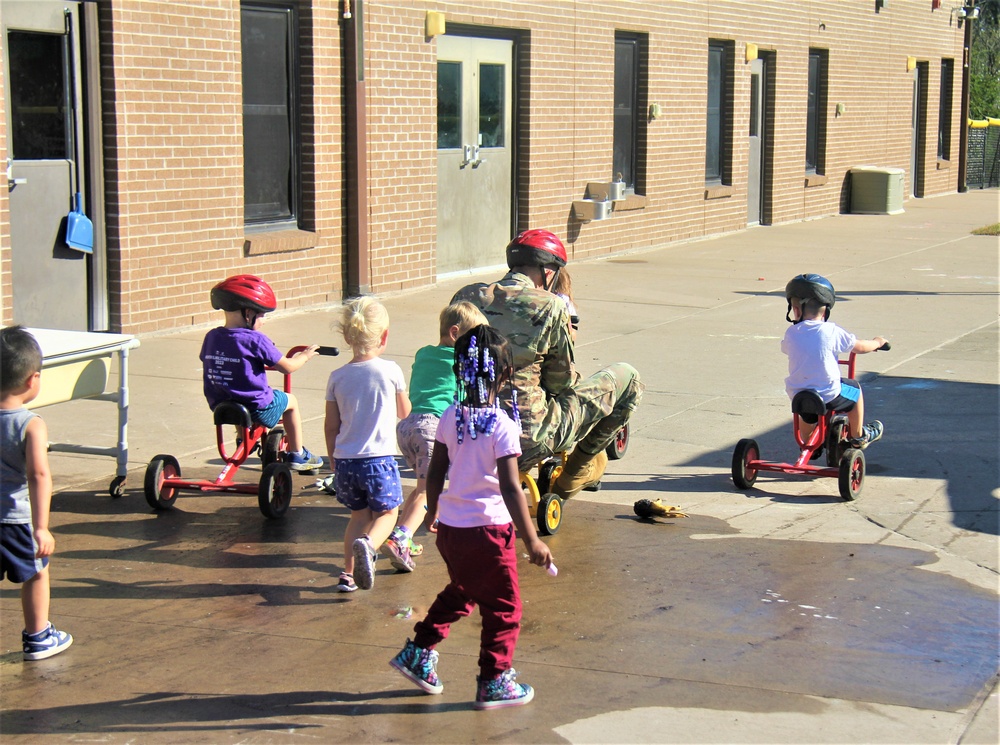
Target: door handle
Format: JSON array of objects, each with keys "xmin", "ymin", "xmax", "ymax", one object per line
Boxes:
[
  {"xmin": 460, "ymin": 144, "xmax": 473, "ymax": 168},
  {"xmin": 6, "ymin": 158, "xmax": 26, "ymax": 187},
  {"xmin": 471, "ymin": 145, "xmax": 485, "ymax": 168}
]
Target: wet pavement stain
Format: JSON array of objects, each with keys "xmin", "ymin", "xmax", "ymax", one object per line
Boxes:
[{"xmin": 1, "ymin": 492, "xmax": 997, "ymax": 741}]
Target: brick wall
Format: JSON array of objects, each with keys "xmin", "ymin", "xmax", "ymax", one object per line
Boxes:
[{"xmin": 0, "ymin": 1, "xmax": 965, "ymax": 334}]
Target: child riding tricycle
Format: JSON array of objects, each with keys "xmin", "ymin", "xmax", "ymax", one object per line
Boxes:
[{"xmin": 732, "ymin": 274, "xmax": 889, "ymax": 501}]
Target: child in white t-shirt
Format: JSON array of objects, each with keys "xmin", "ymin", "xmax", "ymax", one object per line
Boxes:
[
  {"xmin": 389, "ymin": 325, "xmax": 553, "ymax": 710},
  {"xmin": 325, "ymin": 297, "xmax": 411, "ymax": 592}
]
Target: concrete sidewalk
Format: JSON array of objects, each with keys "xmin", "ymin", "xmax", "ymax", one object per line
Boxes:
[{"xmin": 2, "ymin": 190, "xmax": 998, "ymax": 743}]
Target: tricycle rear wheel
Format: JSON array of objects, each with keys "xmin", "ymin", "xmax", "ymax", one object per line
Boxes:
[
  {"xmin": 144, "ymin": 454, "xmax": 181, "ymax": 510},
  {"xmin": 826, "ymin": 419, "xmax": 849, "ymax": 467},
  {"xmin": 606, "ymin": 424, "xmax": 630, "ymax": 460},
  {"xmin": 262, "ymin": 427, "xmax": 285, "ymax": 467},
  {"xmin": 732, "ymin": 438, "xmax": 759, "ymax": 490}
]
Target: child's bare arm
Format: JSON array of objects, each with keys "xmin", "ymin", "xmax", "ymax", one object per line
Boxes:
[
  {"xmin": 497, "ymin": 455, "xmax": 552, "ymax": 568},
  {"xmin": 272, "ymin": 345, "xmax": 319, "ymax": 374},
  {"xmin": 397, "ymin": 389, "xmax": 412, "ymax": 419},
  {"xmin": 425, "ymin": 442, "xmax": 449, "ymax": 528},
  {"xmin": 324, "ymin": 400, "xmax": 341, "ymax": 465},
  {"xmin": 852, "ymin": 336, "xmax": 889, "ymax": 354},
  {"xmin": 24, "ymin": 417, "xmax": 54, "ymax": 558}
]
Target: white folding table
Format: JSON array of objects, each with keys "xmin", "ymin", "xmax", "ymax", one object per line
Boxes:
[{"xmin": 26, "ymin": 328, "xmax": 140, "ymax": 497}]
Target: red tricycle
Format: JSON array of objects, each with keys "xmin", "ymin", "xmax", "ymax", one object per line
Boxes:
[
  {"xmin": 731, "ymin": 343, "xmax": 889, "ymax": 501},
  {"xmin": 143, "ymin": 345, "xmax": 339, "ymax": 519}
]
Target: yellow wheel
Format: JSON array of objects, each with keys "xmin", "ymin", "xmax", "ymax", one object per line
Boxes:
[{"xmin": 537, "ymin": 493, "xmax": 563, "ymax": 535}]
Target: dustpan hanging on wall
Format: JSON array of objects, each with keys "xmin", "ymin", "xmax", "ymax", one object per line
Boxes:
[{"xmin": 65, "ymin": 191, "xmax": 93, "ymax": 254}]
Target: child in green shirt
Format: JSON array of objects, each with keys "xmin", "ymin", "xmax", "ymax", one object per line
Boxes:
[{"xmin": 383, "ymin": 302, "xmax": 487, "ymax": 571}]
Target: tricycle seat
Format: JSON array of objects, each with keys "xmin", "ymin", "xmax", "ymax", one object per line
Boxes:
[
  {"xmin": 213, "ymin": 401, "xmax": 254, "ymax": 429},
  {"xmin": 791, "ymin": 390, "xmax": 826, "ymax": 419}
]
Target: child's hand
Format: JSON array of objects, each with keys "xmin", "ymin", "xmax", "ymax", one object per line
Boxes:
[
  {"xmin": 523, "ymin": 536, "xmax": 552, "ymax": 569},
  {"xmin": 296, "ymin": 345, "xmax": 320, "ymax": 360},
  {"xmin": 33, "ymin": 528, "xmax": 55, "ymax": 558}
]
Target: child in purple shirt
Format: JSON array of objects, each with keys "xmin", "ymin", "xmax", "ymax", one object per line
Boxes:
[{"xmin": 200, "ymin": 275, "xmax": 322, "ymax": 471}]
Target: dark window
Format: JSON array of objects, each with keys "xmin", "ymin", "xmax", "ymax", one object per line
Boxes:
[
  {"xmin": 706, "ymin": 42, "xmax": 731, "ymax": 185},
  {"xmin": 806, "ymin": 50, "xmax": 828, "ymax": 174},
  {"xmin": 437, "ymin": 61, "xmax": 462, "ymax": 149},
  {"xmin": 479, "ymin": 63, "xmax": 504, "ymax": 148},
  {"xmin": 7, "ymin": 31, "xmax": 70, "ymax": 160},
  {"xmin": 614, "ymin": 34, "xmax": 641, "ymax": 189},
  {"xmin": 938, "ymin": 59, "xmax": 954, "ymax": 160},
  {"xmin": 241, "ymin": 3, "xmax": 299, "ymax": 225}
]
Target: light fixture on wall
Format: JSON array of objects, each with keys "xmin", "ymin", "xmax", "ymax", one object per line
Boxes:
[
  {"xmin": 951, "ymin": 3, "xmax": 980, "ymax": 26},
  {"xmin": 745, "ymin": 43, "xmax": 758, "ymax": 62},
  {"xmin": 426, "ymin": 11, "xmax": 446, "ymax": 38},
  {"xmin": 906, "ymin": 56, "xmax": 917, "ymax": 71}
]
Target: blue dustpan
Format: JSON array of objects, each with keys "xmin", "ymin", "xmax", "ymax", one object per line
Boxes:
[{"xmin": 65, "ymin": 192, "xmax": 93, "ymax": 254}]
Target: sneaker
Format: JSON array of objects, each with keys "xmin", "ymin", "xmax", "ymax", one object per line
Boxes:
[
  {"xmin": 335, "ymin": 572, "xmax": 357, "ymax": 592},
  {"xmin": 474, "ymin": 668, "xmax": 534, "ymax": 710},
  {"xmin": 850, "ymin": 421, "xmax": 884, "ymax": 449},
  {"xmin": 380, "ymin": 535, "xmax": 415, "ymax": 572},
  {"xmin": 284, "ymin": 447, "xmax": 323, "ymax": 472},
  {"xmin": 23, "ymin": 623, "xmax": 73, "ymax": 661},
  {"xmin": 389, "ymin": 638, "xmax": 443, "ymax": 694},
  {"xmin": 353, "ymin": 535, "xmax": 378, "ymax": 590},
  {"xmin": 408, "ymin": 537, "xmax": 423, "ymax": 557}
]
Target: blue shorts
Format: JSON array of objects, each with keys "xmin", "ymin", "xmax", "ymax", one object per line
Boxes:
[
  {"xmin": 333, "ymin": 456, "xmax": 404, "ymax": 513},
  {"xmin": 801, "ymin": 379, "xmax": 861, "ymax": 424},
  {"xmin": 253, "ymin": 388, "xmax": 289, "ymax": 429},
  {"xmin": 1, "ymin": 523, "xmax": 47, "ymax": 583}
]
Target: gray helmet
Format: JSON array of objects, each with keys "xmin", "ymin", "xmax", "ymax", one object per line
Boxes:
[{"xmin": 785, "ymin": 273, "xmax": 835, "ymax": 323}]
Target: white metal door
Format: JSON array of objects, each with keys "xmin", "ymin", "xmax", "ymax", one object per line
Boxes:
[
  {"xmin": 747, "ymin": 58, "xmax": 765, "ymax": 226},
  {"xmin": 3, "ymin": 0, "xmax": 89, "ymax": 329},
  {"xmin": 436, "ymin": 35, "xmax": 513, "ymax": 276}
]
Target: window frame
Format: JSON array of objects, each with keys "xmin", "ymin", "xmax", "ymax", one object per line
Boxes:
[
  {"xmin": 806, "ymin": 48, "xmax": 828, "ymax": 175},
  {"xmin": 240, "ymin": 1, "xmax": 301, "ymax": 228},
  {"xmin": 706, "ymin": 40, "xmax": 733, "ymax": 187},
  {"xmin": 937, "ymin": 58, "xmax": 954, "ymax": 161},
  {"xmin": 613, "ymin": 32, "xmax": 646, "ymax": 193}
]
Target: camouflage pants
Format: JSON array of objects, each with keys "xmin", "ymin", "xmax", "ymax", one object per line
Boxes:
[{"xmin": 519, "ymin": 362, "xmax": 643, "ymax": 469}]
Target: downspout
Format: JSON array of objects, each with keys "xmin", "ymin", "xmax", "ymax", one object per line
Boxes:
[
  {"xmin": 957, "ymin": 2, "xmax": 974, "ymax": 193},
  {"xmin": 343, "ymin": 0, "xmax": 370, "ymax": 295}
]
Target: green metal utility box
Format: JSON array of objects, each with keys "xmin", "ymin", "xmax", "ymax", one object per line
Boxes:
[{"xmin": 850, "ymin": 166, "xmax": 905, "ymax": 215}]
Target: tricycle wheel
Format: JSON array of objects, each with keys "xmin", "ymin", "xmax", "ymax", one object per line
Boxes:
[
  {"xmin": 537, "ymin": 493, "xmax": 563, "ymax": 535},
  {"xmin": 826, "ymin": 419, "xmax": 849, "ymax": 467},
  {"xmin": 839, "ymin": 448, "xmax": 865, "ymax": 501},
  {"xmin": 262, "ymin": 427, "xmax": 285, "ymax": 467},
  {"xmin": 537, "ymin": 460, "xmax": 560, "ymax": 494},
  {"xmin": 145, "ymin": 455, "xmax": 181, "ymax": 510},
  {"xmin": 732, "ymin": 438, "xmax": 759, "ymax": 490},
  {"xmin": 259, "ymin": 462, "xmax": 293, "ymax": 519},
  {"xmin": 606, "ymin": 424, "xmax": 630, "ymax": 460},
  {"xmin": 109, "ymin": 475, "xmax": 126, "ymax": 499}
]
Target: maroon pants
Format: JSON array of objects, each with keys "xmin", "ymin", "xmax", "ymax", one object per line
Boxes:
[{"xmin": 413, "ymin": 522, "xmax": 522, "ymax": 678}]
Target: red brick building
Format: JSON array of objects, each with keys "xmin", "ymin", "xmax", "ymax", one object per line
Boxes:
[{"xmin": 1, "ymin": 1, "xmax": 968, "ymax": 334}]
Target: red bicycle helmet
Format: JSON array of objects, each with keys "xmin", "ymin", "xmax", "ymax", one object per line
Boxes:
[
  {"xmin": 211, "ymin": 275, "xmax": 277, "ymax": 314},
  {"xmin": 505, "ymin": 229, "xmax": 568, "ymax": 270},
  {"xmin": 785, "ymin": 273, "xmax": 836, "ymax": 322}
]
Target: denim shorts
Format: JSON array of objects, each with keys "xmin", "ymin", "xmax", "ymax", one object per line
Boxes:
[
  {"xmin": 253, "ymin": 388, "xmax": 288, "ymax": 429},
  {"xmin": 1, "ymin": 523, "xmax": 47, "ymax": 583},
  {"xmin": 333, "ymin": 455, "xmax": 404, "ymax": 513}
]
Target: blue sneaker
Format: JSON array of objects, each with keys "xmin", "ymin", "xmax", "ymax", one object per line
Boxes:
[
  {"xmin": 390, "ymin": 639, "xmax": 443, "ymax": 694},
  {"xmin": 23, "ymin": 623, "xmax": 73, "ymax": 661},
  {"xmin": 474, "ymin": 668, "xmax": 534, "ymax": 710},
  {"xmin": 284, "ymin": 447, "xmax": 323, "ymax": 472}
]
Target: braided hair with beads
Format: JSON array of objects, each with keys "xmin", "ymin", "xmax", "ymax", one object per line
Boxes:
[{"xmin": 453, "ymin": 325, "xmax": 519, "ymax": 444}]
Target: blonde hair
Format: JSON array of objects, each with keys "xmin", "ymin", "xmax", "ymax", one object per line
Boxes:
[
  {"xmin": 551, "ymin": 267, "xmax": 574, "ymax": 303},
  {"xmin": 340, "ymin": 296, "xmax": 390, "ymax": 353},
  {"xmin": 439, "ymin": 301, "xmax": 488, "ymax": 338}
]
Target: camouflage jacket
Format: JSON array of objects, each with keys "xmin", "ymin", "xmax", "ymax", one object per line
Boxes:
[{"xmin": 452, "ymin": 271, "xmax": 574, "ymax": 447}]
